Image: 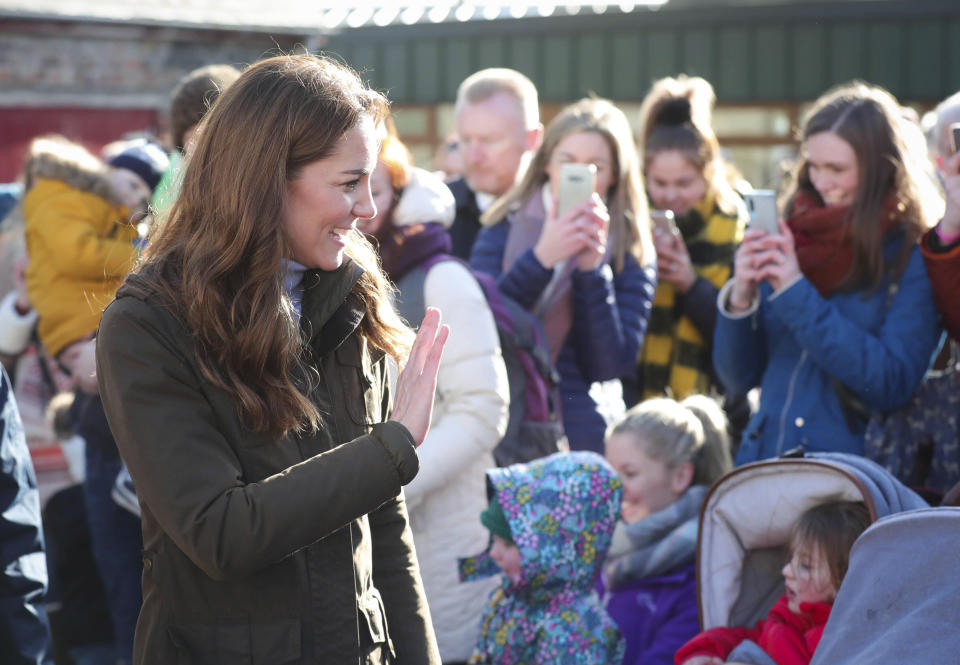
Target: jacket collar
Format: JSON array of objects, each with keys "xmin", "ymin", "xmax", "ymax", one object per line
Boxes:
[{"xmin": 300, "ymin": 258, "xmax": 366, "ymax": 356}]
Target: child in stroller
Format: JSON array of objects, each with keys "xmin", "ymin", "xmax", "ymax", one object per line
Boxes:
[
  {"xmin": 681, "ymin": 452, "xmax": 927, "ymax": 665},
  {"xmin": 675, "ymin": 500, "xmax": 869, "ymax": 665}
]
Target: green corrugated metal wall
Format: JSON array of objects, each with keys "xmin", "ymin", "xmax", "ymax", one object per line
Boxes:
[{"xmin": 324, "ymin": 14, "xmax": 960, "ymax": 103}]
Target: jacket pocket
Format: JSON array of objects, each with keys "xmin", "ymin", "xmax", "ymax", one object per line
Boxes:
[
  {"xmin": 169, "ymin": 616, "xmax": 301, "ymax": 665},
  {"xmin": 359, "ymin": 587, "xmax": 395, "ymax": 659}
]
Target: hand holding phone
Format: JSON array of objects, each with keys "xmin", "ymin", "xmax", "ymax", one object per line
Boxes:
[
  {"xmin": 556, "ymin": 163, "xmax": 597, "ymax": 218},
  {"xmin": 744, "ymin": 190, "xmax": 780, "ymax": 236},
  {"xmin": 535, "ymin": 163, "xmax": 601, "ymax": 269},
  {"xmin": 651, "ymin": 209, "xmax": 679, "ymax": 238}
]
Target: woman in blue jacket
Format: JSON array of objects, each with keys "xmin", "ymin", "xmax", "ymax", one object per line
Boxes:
[
  {"xmin": 471, "ymin": 98, "xmax": 657, "ymax": 453},
  {"xmin": 714, "ymin": 82, "xmax": 942, "ymax": 465}
]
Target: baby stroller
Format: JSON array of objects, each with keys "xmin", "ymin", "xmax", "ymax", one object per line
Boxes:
[
  {"xmin": 810, "ymin": 507, "xmax": 960, "ymax": 665},
  {"xmin": 695, "ymin": 452, "xmax": 927, "ymax": 638}
]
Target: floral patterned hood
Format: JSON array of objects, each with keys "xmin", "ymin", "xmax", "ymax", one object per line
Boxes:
[{"xmin": 460, "ymin": 451, "xmax": 624, "ymax": 664}]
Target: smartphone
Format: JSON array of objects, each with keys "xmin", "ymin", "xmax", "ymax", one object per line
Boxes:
[
  {"xmin": 556, "ymin": 163, "xmax": 597, "ymax": 217},
  {"xmin": 744, "ymin": 190, "xmax": 780, "ymax": 235},
  {"xmin": 650, "ymin": 209, "xmax": 679, "ymax": 237},
  {"xmin": 950, "ymin": 122, "xmax": 960, "ymax": 155}
]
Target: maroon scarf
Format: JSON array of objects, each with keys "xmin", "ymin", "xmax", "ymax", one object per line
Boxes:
[{"xmin": 787, "ymin": 191, "xmax": 902, "ymax": 296}]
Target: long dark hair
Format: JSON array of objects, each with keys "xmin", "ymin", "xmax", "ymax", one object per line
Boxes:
[
  {"xmin": 783, "ymin": 82, "xmax": 937, "ymax": 291},
  {"xmin": 138, "ymin": 54, "xmax": 411, "ymax": 439}
]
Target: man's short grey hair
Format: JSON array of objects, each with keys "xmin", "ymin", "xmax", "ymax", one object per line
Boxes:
[{"xmin": 455, "ymin": 68, "xmax": 540, "ymax": 130}]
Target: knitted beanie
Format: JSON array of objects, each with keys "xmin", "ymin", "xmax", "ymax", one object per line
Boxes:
[
  {"xmin": 108, "ymin": 140, "xmax": 169, "ymax": 193},
  {"xmin": 480, "ymin": 493, "xmax": 514, "ymax": 543}
]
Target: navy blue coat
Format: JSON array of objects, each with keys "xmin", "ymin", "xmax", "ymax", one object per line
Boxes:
[
  {"xmin": 715, "ymin": 232, "xmax": 941, "ymax": 464},
  {"xmin": 0, "ymin": 367, "xmax": 50, "ymax": 664},
  {"xmin": 471, "ymin": 212, "xmax": 656, "ymax": 452}
]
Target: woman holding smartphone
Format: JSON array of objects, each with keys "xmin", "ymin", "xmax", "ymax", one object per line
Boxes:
[
  {"xmin": 715, "ymin": 82, "xmax": 941, "ymax": 465},
  {"xmin": 633, "ymin": 75, "xmax": 748, "ymax": 410},
  {"xmin": 470, "ymin": 97, "xmax": 656, "ymax": 454},
  {"xmin": 94, "ymin": 55, "xmax": 447, "ymax": 664}
]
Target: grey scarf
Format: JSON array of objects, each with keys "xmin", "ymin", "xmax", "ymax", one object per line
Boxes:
[{"xmin": 603, "ymin": 485, "xmax": 707, "ymax": 589}]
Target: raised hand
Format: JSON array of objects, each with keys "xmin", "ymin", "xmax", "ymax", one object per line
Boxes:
[
  {"xmin": 575, "ymin": 194, "xmax": 611, "ymax": 271},
  {"xmin": 728, "ymin": 228, "xmax": 770, "ymax": 312},
  {"xmin": 391, "ymin": 307, "xmax": 449, "ymax": 445},
  {"xmin": 939, "ymin": 151, "xmax": 960, "ymax": 236},
  {"xmin": 534, "ymin": 194, "xmax": 605, "ymax": 270},
  {"xmin": 655, "ymin": 229, "xmax": 696, "ymax": 293},
  {"xmin": 755, "ymin": 220, "xmax": 802, "ymax": 292}
]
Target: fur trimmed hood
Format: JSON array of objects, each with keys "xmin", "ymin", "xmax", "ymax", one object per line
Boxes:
[
  {"xmin": 24, "ymin": 136, "xmax": 114, "ymax": 202},
  {"xmin": 392, "ymin": 167, "xmax": 456, "ymax": 229}
]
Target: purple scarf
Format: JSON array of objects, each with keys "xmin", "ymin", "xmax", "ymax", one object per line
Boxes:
[{"xmin": 378, "ymin": 222, "xmax": 452, "ymax": 282}]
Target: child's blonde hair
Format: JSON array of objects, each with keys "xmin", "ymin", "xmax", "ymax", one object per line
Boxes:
[
  {"xmin": 607, "ymin": 395, "xmax": 732, "ymax": 487},
  {"xmin": 790, "ymin": 500, "xmax": 870, "ymax": 590}
]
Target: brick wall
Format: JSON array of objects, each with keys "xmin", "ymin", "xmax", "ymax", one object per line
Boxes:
[{"xmin": 0, "ymin": 18, "xmax": 310, "ymax": 179}]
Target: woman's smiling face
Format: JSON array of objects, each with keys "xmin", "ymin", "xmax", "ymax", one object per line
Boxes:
[
  {"xmin": 804, "ymin": 131, "xmax": 860, "ymax": 207},
  {"xmin": 283, "ymin": 116, "xmax": 379, "ymax": 270}
]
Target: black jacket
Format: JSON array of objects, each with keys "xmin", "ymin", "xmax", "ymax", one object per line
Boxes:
[{"xmin": 446, "ymin": 177, "xmax": 482, "ymax": 261}]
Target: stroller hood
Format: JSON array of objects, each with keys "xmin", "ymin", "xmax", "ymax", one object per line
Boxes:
[
  {"xmin": 697, "ymin": 452, "xmax": 926, "ymax": 631},
  {"xmin": 811, "ymin": 507, "xmax": 960, "ymax": 665}
]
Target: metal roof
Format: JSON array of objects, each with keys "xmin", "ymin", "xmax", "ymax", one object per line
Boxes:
[{"xmin": 0, "ymin": 1, "xmax": 670, "ymax": 33}]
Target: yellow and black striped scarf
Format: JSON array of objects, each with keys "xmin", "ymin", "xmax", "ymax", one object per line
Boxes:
[{"xmin": 638, "ymin": 191, "xmax": 746, "ymax": 400}]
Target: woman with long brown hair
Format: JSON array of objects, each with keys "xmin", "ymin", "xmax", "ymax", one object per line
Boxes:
[
  {"xmin": 715, "ymin": 82, "xmax": 941, "ymax": 465},
  {"xmin": 95, "ymin": 54, "xmax": 447, "ymax": 664},
  {"xmin": 472, "ymin": 97, "xmax": 656, "ymax": 454}
]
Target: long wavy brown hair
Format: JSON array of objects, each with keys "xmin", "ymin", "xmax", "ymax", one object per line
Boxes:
[
  {"xmin": 482, "ymin": 97, "xmax": 654, "ymax": 272},
  {"xmin": 138, "ymin": 54, "xmax": 412, "ymax": 439},
  {"xmin": 783, "ymin": 82, "xmax": 940, "ymax": 291}
]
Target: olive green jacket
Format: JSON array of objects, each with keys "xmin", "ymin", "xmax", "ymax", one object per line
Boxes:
[{"xmin": 96, "ymin": 261, "xmax": 440, "ymax": 665}]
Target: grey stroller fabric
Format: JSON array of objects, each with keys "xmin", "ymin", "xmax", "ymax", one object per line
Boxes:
[
  {"xmin": 811, "ymin": 507, "xmax": 960, "ymax": 665},
  {"xmin": 805, "ymin": 452, "xmax": 929, "ymax": 516},
  {"xmin": 727, "ymin": 639, "xmax": 779, "ymax": 665}
]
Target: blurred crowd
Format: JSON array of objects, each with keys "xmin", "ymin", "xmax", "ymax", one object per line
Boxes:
[{"xmin": 1, "ymin": 55, "xmax": 959, "ymax": 665}]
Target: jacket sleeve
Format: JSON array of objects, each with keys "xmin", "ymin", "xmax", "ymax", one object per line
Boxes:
[
  {"xmin": 569, "ymin": 255, "xmax": 656, "ymax": 382},
  {"xmin": 712, "ymin": 280, "xmax": 769, "ymax": 395},
  {"xmin": 95, "ymin": 297, "xmax": 420, "ymax": 582},
  {"xmin": 29, "ymin": 194, "xmax": 136, "ymax": 280},
  {"xmin": 403, "ymin": 262, "xmax": 509, "ymax": 508},
  {"xmin": 758, "ymin": 622, "xmax": 815, "ymax": 665},
  {"xmin": 0, "ymin": 293, "xmax": 37, "ymax": 357},
  {"xmin": 921, "ymin": 228, "xmax": 960, "ymax": 341},
  {"xmin": 766, "ymin": 246, "xmax": 941, "ymax": 411},
  {"xmin": 674, "ymin": 623, "xmax": 761, "ymax": 665},
  {"xmin": 470, "ymin": 222, "xmax": 556, "ymax": 310}
]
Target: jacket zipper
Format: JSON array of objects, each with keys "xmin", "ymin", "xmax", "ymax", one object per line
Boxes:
[{"xmin": 775, "ymin": 350, "xmax": 807, "ymax": 456}]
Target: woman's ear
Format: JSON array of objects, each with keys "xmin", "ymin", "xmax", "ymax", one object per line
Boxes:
[{"xmin": 671, "ymin": 461, "xmax": 695, "ymax": 495}]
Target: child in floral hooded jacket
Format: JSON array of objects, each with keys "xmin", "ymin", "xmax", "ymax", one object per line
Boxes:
[{"xmin": 459, "ymin": 451, "xmax": 625, "ymax": 664}]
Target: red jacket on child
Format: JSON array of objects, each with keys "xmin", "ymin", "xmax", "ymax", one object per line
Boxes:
[{"xmin": 674, "ymin": 595, "xmax": 831, "ymax": 665}]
